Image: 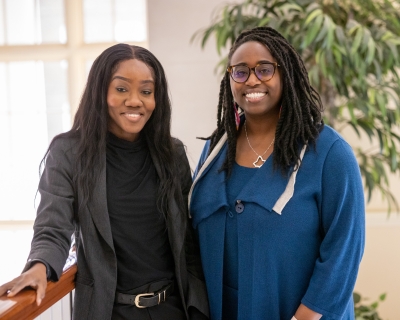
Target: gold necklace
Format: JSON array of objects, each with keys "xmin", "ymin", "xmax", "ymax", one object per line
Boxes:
[{"xmin": 244, "ymin": 120, "xmax": 275, "ymax": 168}]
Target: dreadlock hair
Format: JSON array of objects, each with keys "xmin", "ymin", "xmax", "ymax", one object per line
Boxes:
[
  {"xmin": 207, "ymin": 26, "xmax": 324, "ymax": 176},
  {"xmin": 40, "ymin": 44, "xmax": 181, "ymax": 217}
]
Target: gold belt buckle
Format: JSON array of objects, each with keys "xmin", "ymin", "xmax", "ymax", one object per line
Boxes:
[{"xmin": 134, "ymin": 292, "xmax": 154, "ymax": 308}]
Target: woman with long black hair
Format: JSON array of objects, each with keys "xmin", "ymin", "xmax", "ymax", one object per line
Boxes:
[{"xmin": 0, "ymin": 44, "xmax": 208, "ymax": 320}]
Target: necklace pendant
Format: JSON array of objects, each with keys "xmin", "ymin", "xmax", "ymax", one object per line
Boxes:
[{"xmin": 253, "ymin": 156, "xmax": 266, "ymax": 168}]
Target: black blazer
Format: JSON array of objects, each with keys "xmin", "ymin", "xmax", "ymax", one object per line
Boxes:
[{"xmin": 24, "ymin": 135, "xmax": 209, "ymax": 319}]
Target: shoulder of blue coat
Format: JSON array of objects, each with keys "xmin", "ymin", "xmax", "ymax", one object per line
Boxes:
[
  {"xmin": 315, "ymin": 125, "xmax": 352, "ymax": 152},
  {"xmin": 317, "ymin": 125, "xmax": 342, "ymax": 143},
  {"xmin": 193, "ymin": 139, "xmax": 212, "ymax": 178},
  {"xmin": 200, "ymin": 139, "xmax": 211, "ymax": 158},
  {"xmin": 313, "ymin": 125, "xmax": 358, "ymax": 168}
]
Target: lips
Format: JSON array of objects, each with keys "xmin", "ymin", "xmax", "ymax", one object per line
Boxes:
[
  {"xmin": 122, "ymin": 112, "xmax": 143, "ymax": 122},
  {"xmin": 244, "ymin": 91, "xmax": 267, "ymax": 103}
]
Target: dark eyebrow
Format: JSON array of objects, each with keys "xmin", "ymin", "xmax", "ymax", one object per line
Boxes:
[
  {"xmin": 111, "ymin": 75, "xmax": 129, "ymax": 82},
  {"xmin": 258, "ymin": 60, "xmax": 276, "ymax": 64},
  {"xmin": 234, "ymin": 60, "xmax": 276, "ymax": 66},
  {"xmin": 141, "ymin": 79, "xmax": 155, "ymax": 84},
  {"xmin": 111, "ymin": 76, "xmax": 154, "ymax": 84}
]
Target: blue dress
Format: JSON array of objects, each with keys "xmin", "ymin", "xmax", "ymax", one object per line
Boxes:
[{"xmin": 189, "ymin": 126, "xmax": 365, "ymax": 320}]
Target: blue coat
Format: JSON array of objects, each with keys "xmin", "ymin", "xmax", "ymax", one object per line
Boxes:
[{"xmin": 189, "ymin": 126, "xmax": 365, "ymax": 320}]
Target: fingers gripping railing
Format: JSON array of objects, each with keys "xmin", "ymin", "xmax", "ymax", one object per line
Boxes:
[{"xmin": 0, "ymin": 264, "xmax": 77, "ymax": 320}]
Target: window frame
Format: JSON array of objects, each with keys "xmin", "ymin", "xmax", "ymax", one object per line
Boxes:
[{"xmin": 0, "ymin": 0, "xmax": 148, "ymax": 122}]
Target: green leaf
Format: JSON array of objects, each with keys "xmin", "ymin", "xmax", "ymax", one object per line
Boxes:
[
  {"xmin": 304, "ymin": 14, "xmax": 323, "ymax": 47},
  {"xmin": 351, "ymin": 27, "xmax": 364, "ymax": 55},
  {"xmin": 361, "ymin": 29, "xmax": 371, "ymax": 52},
  {"xmin": 216, "ymin": 26, "xmax": 228, "ymax": 55},
  {"xmin": 348, "ymin": 105, "xmax": 357, "ymax": 124},
  {"xmin": 357, "ymin": 120, "xmax": 374, "ymax": 142},
  {"xmin": 258, "ymin": 16, "xmax": 270, "ymax": 26},
  {"xmin": 366, "ymin": 37, "xmax": 376, "ymax": 65},
  {"xmin": 305, "ymin": 8, "xmax": 322, "ymax": 26},
  {"xmin": 335, "ymin": 26, "xmax": 346, "ymax": 44},
  {"xmin": 372, "ymin": 60, "xmax": 382, "ymax": 80},
  {"xmin": 348, "ymin": 122, "xmax": 361, "ymax": 138},
  {"xmin": 376, "ymin": 92, "xmax": 387, "ymax": 118},
  {"xmin": 332, "ymin": 48, "xmax": 342, "ymax": 67},
  {"xmin": 315, "ymin": 17, "xmax": 329, "ymax": 42},
  {"xmin": 325, "ymin": 17, "xmax": 335, "ymax": 50},
  {"xmin": 376, "ymin": 129, "xmax": 384, "ymax": 154},
  {"xmin": 387, "ymin": 42, "xmax": 399, "ymax": 62},
  {"xmin": 381, "ymin": 30, "xmax": 393, "ymax": 41},
  {"xmin": 390, "ymin": 144, "xmax": 398, "ymax": 171},
  {"xmin": 353, "ymin": 292, "xmax": 361, "ymax": 304}
]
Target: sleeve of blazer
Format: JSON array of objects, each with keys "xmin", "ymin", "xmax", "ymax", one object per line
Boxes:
[
  {"xmin": 174, "ymin": 139, "xmax": 209, "ymax": 319},
  {"xmin": 23, "ymin": 137, "xmax": 75, "ymax": 281}
]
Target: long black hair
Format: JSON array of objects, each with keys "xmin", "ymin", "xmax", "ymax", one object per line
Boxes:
[
  {"xmin": 207, "ymin": 26, "xmax": 324, "ymax": 175},
  {"xmin": 41, "ymin": 44, "xmax": 179, "ymax": 215}
]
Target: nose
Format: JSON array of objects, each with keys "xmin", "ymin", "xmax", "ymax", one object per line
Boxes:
[
  {"xmin": 245, "ymin": 69, "xmax": 261, "ymax": 86},
  {"xmin": 124, "ymin": 92, "xmax": 143, "ymax": 107}
]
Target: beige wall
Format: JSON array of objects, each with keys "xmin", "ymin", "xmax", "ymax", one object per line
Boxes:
[
  {"xmin": 147, "ymin": 1, "xmax": 400, "ymax": 318},
  {"xmin": 355, "ymin": 214, "xmax": 400, "ymax": 319},
  {"xmin": 147, "ymin": 0, "xmax": 226, "ymax": 168}
]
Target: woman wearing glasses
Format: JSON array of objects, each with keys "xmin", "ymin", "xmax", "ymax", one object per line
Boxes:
[{"xmin": 189, "ymin": 27, "xmax": 365, "ymax": 320}]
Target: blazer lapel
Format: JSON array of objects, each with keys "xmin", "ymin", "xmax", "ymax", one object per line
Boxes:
[
  {"xmin": 87, "ymin": 154, "xmax": 114, "ymax": 250},
  {"xmin": 147, "ymin": 143, "xmax": 185, "ymax": 259}
]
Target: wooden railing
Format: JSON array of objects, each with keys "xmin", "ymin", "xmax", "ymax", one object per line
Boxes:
[{"xmin": 0, "ymin": 264, "xmax": 77, "ymax": 320}]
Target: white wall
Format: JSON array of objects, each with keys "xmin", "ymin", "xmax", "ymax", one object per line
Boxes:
[
  {"xmin": 147, "ymin": 1, "xmax": 400, "ymax": 318},
  {"xmin": 147, "ymin": 0, "xmax": 226, "ymax": 168}
]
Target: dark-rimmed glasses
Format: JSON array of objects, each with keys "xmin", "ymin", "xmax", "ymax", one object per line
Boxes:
[{"xmin": 227, "ymin": 62, "xmax": 280, "ymax": 83}]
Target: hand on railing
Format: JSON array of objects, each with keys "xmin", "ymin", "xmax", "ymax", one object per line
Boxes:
[
  {"xmin": 0, "ymin": 262, "xmax": 48, "ymax": 306},
  {"xmin": 0, "ymin": 264, "xmax": 77, "ymax": 320}
]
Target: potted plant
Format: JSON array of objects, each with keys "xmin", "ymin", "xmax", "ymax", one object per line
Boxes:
[
  {"xmin": 192, "ymin": 0, "xmax": 400, "ymax": 212},
  {"xmin": 354, "ymin": 292, "xmax": 386, "ymax": 319}
]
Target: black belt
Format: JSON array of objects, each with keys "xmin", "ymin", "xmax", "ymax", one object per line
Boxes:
[{"xmin": 115, "ymin": 283, "xmax": 174, "ymax": 308}]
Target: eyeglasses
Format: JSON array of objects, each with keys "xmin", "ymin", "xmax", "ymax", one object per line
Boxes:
[{"xmin": 227, "ymin": 62, "xmax": 280, "ymax": 83}]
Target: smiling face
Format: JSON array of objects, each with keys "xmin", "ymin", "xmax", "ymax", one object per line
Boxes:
[
  {"xmin": 229, "ymin": 41, "xmax": 282, "ymax": 119},
  {"xmin": 107, "ymin": 59, "xmax": 156, "ymax": 141}
]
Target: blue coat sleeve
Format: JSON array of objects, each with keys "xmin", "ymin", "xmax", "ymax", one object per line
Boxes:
[{"xmin": 301, "ymin": 139, "xmax": 365, "ymax": 318}]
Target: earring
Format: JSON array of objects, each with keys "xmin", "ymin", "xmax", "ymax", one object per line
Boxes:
[
  {"xmin": 279, "ymin": 105, "xmax": 282, "ymax": 119},
  {"xmin": 233, "ymin": 102, "xmax": 240, "ymax": 130}
]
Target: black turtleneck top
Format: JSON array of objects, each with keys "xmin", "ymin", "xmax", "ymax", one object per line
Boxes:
[
  {"xmin": 106, "ymin": 132, "xmax": 175, "ymax": 291},
  {"xmin": 107, "ymin": 133, "xmax": 186, "ymax": 319}
]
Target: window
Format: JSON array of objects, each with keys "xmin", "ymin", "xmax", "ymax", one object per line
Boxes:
[
  {"xmin": 0, "ymin": 60, "xmax": 69, "ymax": 220},
  {"xmin": 83, "ymin": 0, "xmax": 146, "ymax": 43}
]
